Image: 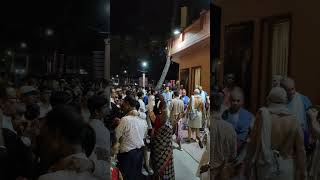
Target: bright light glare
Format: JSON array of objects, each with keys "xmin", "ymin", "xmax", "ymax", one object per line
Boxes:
[
  {"xmin": 173, "ymin": 29, "xmax": 180, "ymax": 35},
  {"xmin": 142, "ymin": 62, "xmax": 148, "ymax": 67},
  {"xmin": 46, "ymin": 29, "xmax": 54, "ymax": 36},
  {"xmin": 20, "ymin": 42, "xmax": 27, "ymax": 48},
  {"xmin": 7, "ymin": 51, "xmax": 12, "ymax": 56}
]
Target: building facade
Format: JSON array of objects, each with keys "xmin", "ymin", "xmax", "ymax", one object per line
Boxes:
[
  {"xmin": 168, "ymin": 10, "xmax": 210, "ymax": 96},
  {"xmin": 214, "ymin": 0, "xmax": 320, "ymax": 111}
]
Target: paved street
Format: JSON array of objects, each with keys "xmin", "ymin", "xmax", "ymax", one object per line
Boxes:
[
  {"xmin": 173, "ymin": 130, "xmax": 206, "ymax": 180},
  {"xmin": 173, "ymin": 147, "xmax": 200, "ymax": 180}
]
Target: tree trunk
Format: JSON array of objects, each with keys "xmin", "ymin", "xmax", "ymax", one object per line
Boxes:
[{"xmin": 155, "ymin": 56, "xmax": 171, "ymax": 90}]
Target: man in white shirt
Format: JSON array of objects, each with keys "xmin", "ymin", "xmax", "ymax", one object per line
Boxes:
[
  {"xmin": 137, "ymin": 91, "xmax": 146, "ymax": 113},
  {"xmin": 87, "ymin": 95, "xmax": 111, "ymax": 160},
  {"xmin": 115, "ymin": 95, "xmax": 147, "ymax": 180}
]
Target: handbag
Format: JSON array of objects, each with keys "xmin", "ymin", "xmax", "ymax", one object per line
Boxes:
[{"xmin": 188, "ymin": 96, "xmax": 197, "ymax": 121}]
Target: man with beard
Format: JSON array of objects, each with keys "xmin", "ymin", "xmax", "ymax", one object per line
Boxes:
[{"xmin": 115, "ymin": 95, "xmax": 147, "ymax": 180}]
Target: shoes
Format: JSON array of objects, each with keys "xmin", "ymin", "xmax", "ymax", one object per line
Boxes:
[
  {"xmin": 146, "ymin": 166, "xmax": 154, "ymax": 175},
  {"xmin": 142, "ymin": 167, "xmax": 149, "ymax": 176}
]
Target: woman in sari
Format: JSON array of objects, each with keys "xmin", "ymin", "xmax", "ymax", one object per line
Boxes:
[{"xmin": 150, "ymin": 94, "xmax": 175, "ymax": 180}]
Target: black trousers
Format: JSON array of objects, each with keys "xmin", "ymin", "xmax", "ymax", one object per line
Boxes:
[{"xmin": 118, "ymin": 147, "xmax": 143, "ymax": 180}]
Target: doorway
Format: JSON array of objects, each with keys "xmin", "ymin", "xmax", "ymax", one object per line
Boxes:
[{"xmin": 224, "ymin": 22, "xmax": 254, "ymax": 108}]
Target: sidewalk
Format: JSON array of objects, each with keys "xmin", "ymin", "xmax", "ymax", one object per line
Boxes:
[{"xmin": 173, "ymin": 129, "xmax": 206, "ymax": 163}]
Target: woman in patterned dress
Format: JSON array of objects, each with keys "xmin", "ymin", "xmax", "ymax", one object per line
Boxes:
[{"xmin": 150, "ymin": 94, "xmax": 175, "ymax": 180}]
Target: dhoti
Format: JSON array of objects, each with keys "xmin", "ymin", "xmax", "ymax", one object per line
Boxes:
[{"xmin": 256, "ymin": 157, "xmax": 294, "ymax": 180}]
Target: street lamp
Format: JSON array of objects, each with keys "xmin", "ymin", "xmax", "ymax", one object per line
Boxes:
[
  {"xmin": 123, "ymin": 70, "xmax": 127, "ymax": 74},
  {"xmin": 141, "ymin": 61, "xmax": 148, "ymax": 88},
  {"xmin": 45, "ymin": 28, "xmax": 54, "ymax": 36},
  {"xmin": 20, "ymin": 42, "xmax": 27, "ymax": 49},
  {"xmin": 142, "ymin": 61, "xmax": 148, "ymax": 68}
]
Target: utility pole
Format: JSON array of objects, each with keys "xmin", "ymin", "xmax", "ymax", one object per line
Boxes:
[{"xmin": 104, "ymin": 0, "xmax": 111, "ymax": 107}]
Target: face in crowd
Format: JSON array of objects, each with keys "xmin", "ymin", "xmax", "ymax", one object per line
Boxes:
[
  {"xmin": 281, "ymin": 79, "xmax": 296, "ymax": 101},
  {"xmin": 225, "ymin": 74, "xmax": 235, "ymax": 87},
  {"xmin": 182, "ymin": 89, "xmax": 187, "ymax": 97},
  {"xmin": 230, "ymin": 90, "xmax": 243, "ymax": 113}
]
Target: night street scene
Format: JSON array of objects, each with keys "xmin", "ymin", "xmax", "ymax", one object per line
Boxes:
[{"xmin": 0, "ymin": 0, "xmax": 320, "ymax": 180}]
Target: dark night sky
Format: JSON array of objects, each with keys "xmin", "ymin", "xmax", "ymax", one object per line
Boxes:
[
  {"xmin": 0, "ymin": 0, "xmax": 106, "ymax": 54},
  {"xmin": 0, "ymin": 0, "xmax": 174, "ymax": 52},
  {"xmin": 0, "ymin": 0, "xmax": 189, "ymax": 80}
]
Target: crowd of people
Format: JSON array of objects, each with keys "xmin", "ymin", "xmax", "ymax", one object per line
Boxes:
[
  {"xmin": 2, "ymin": 71, "xmax": 319, "ymax": 180},
  {"xmin": 0, "ymin": 74, "xmax": 212, "ymax": 180},
  {"xmin": 204, "ymin": 73, "xmax": 320, "ymax": 180}
]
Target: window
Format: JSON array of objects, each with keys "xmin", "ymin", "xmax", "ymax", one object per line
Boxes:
[
  {"xmin": 180, "ymin": 68, "xmax": 190, "ymax": 95},
  {"xmin": 270, "ymin": 20, "xmax": 290, "ymax": 76},
  {"xmin": 192, "ymin": 67, "xmax": 201, "ymax": 90}
]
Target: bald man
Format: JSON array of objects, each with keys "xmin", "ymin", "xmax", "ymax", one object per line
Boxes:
[
  {"xmin": 281, "ymin": 77, "xmax": 312, "ymax": 146},
  {"xmin": 221, "ymin": 88, "xmax": 254, "ymax": 179},
  {"xmin": 222, "ymin": 88, "xmax": 254, "ymax": 151}
]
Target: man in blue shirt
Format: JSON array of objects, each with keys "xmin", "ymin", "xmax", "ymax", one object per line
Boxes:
[{"xmin": 180, "ymin": 89, "xmax": 190, "ymax": 110}]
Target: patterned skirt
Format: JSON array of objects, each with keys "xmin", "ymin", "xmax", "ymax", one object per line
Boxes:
[{"xmin": 151, "ymin": 122, "xmax": 175, "ymax": 180}]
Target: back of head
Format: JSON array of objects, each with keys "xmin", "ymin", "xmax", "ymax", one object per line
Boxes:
[
  {"xmin": 137, "ymin": 91, "xmax": 143, "ymax": 98},
  {"xmin": 211, "ymin": 93, "xmax": 224, "ymax": 112},
  {"xmin": 124, "ymin": 95, "xmax": 137, "ymax": 108},
  {"xmin": 87, "ymin": 95, "xmax": 108, "ymax": 115},
  {"xmin": 46, "ymin": 105, "xmax": 85, "ymax": 145},
  {"xmin": 173, "ymin": 91, "xmax": 179, "ymax": 97},
  {"xmin": 50, "ymin": 91, "xmax": 73, "ymax": 108},
  {"xmin": 267, "ymin": 87, "xmax": 288, "ymax": 104}
]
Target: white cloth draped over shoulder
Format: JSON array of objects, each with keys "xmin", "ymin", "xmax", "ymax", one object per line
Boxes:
[{"xmin": 252, "ymin": 103, "xmax": 295, "ymax": 180}]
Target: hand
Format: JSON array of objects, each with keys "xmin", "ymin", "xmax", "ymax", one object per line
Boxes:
[
  {"xmin": 112, "ymin": 143, "xmax": 120, "ymax": 155},
  {"xmin": 200, "ymin": 164, "xmax": 210, "ymax": 174},
  {"xmin": 308, "ymin": 108, "xmax": 318, "ymax": 121}
]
